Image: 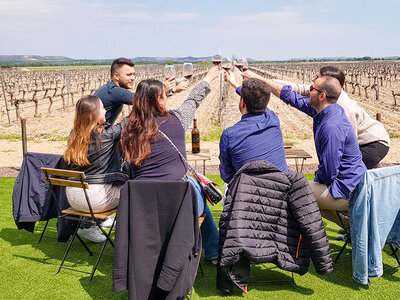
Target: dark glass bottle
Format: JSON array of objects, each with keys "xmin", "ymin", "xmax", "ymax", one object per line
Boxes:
[{"xmin": 191, "ymin": 119, "xmax": 200, "ymax": 154}]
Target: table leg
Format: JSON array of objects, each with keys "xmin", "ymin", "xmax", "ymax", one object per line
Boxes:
[{"xmin": 300, "ymin": 159, "xmax": 305, "ymax": 173}]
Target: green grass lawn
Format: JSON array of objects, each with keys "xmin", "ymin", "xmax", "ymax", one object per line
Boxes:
[{"xmin": 1, "ymin": 176, "xmax": 399, "ymax": 299}]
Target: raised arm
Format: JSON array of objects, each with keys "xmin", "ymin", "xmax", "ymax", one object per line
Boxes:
[
  {"xmin": 241, "ymin": 70, "xmax": 284, "ymax": 98},
  {"xmin": 273, "ymin": 79, "xmax": 310, "ymax": 97},
  {"xmin": 170, "ymin": 67, "xmax": 220, "ymax": 130},
  {"xmin": 242, "ymin": 70, "xmax": 316, "ymax": 117}
]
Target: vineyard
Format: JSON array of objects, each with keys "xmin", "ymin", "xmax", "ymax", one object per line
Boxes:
[{"xmin": 1, "ymin": 61, "xmax": 400, "ymax": 141}]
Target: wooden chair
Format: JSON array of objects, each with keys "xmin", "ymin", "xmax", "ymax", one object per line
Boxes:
[{"xmin": 41, "ymin": 167, "xmax": 117, "ymax": 283}]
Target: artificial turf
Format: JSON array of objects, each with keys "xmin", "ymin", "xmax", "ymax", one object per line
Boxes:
[{"xmin": 1, "ymin": 176, "xmax": 399, "ymax": 299}]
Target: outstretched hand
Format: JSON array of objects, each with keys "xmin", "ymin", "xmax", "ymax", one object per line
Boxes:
[
  {"xmin": 224, "ymin": 71, "xmax": 239, "ymax": 89},
  {"xmin": 173, "ymin": 80, "xmax": 189, "ymax": 94},
  {"xmin": 241, "ymin": 70, "xmax": 261, "ymax": 80},
  {"xmin": 163, "ymin": 77, "xmax": 175, "ymax": 92},
  {"xmin": 203, "ymin": 66, "xmax": 221, "ymax": 83}
]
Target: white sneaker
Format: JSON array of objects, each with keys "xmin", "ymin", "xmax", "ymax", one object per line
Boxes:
[
  {"xmin": 78, "ymin": 226, "xmax": 106, "ymax": 243},
  {"xmin": 101, "ymin": 216, "xmax": 115, "ymax": 230}
]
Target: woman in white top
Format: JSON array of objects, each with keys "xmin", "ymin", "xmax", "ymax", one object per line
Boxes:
[{"xmin": 277, "ymin": 66, "xmax": 390, "ymax": 169}]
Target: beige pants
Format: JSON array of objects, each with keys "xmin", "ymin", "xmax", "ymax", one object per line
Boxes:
[
  {"xmin": 66, "ymin": 183, "xmax": 121, "ymax": 213},
  {"xmin": 308, "ymin": 181, "xmax": 350, "ymax": 231}
]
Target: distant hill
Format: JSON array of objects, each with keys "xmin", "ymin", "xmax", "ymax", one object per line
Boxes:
[
  {"xmin": 0, "ymin": 55, "xmax": 214, "ymax": 65},
  {"xmin": 0, "ymin": 55, "xmax": 258, "ymax": 65}
]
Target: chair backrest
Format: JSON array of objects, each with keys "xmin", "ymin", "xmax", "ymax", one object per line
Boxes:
[
  {"xmin": 41, "ymin": 167, "xmax": 88, "ymax": 189},
  {"xmin": 41, "ymin": 167, "xmax": 99, "ymax": 219}
]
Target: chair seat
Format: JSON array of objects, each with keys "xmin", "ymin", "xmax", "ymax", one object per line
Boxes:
[{"xmin": 61, "ymin": 208, "xmax": 117, "ymax": 220}]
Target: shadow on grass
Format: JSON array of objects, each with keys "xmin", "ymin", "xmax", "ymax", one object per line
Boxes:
[
  {"xmin": 0, "ymin": 225, "xmax": 123, "ymax": 299},
  {"xmin": 194, "ymin": 263, "xmax": 314, "ymax": 297}
]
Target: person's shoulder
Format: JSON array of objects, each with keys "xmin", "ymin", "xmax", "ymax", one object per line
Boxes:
[
  {"xmin": 221, "ymin": 125, "xmax": 233, "ymax": 140},
  {"xmin": 265, "ymin": 108, "xmax": 279, "ymax": 118}
]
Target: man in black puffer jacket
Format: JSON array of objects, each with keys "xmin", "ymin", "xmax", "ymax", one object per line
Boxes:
[{"xmin": 217, "ymin": 160, "xmax": 333, "ymax": 293}]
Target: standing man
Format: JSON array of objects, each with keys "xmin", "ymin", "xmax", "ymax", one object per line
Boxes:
[
  {"xmin": 95, "ymin": 57, "xmax": 187, "ymax": 124},
  {"xmin": 219, "ymin": 73, "xmax": 290, "ymax": 184},
  {"xmin": 242, "ymin": 71, "xmax": 366, "ymax": 230}
]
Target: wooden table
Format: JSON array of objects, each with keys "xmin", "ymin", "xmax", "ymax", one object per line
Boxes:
[
  {"xmin": 186, "ymin": 148, "xmax": 211, "ymax": 174},
  {"xmin": 285, "ymin": 149, "xmax": 312, "ymax": 172}
]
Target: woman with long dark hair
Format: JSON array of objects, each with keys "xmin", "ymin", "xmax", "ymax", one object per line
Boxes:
[
  {"xmin": 64, "ymin": 95, "xmax": 128, "ymax": 242},
  {"xmin": 120, "ymin": 66, "xmax": 220, "ymax": 262}
]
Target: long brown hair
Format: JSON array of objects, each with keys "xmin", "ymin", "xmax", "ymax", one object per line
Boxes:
[
  {"xmin": 120, "ymin": 79, "xmax": 167, "ymax": 165},
  {"xmin": 64, "ymin": 95, "xmax": 103, "ymax": 166}
]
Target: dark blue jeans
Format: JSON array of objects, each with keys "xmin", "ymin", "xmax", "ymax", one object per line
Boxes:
[{"xmin": 187, "ymin": 176, "xmax": 219, "ymax": 259}]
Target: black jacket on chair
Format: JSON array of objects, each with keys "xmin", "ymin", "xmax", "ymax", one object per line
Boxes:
[
  {"xmin": 113, "ymin": 180, "xmax": 201, "ymax": 300},
  {"xmin": 12, "ymin": 152, "xmax": 72, "ymax": 239},
  {"xmin": 217, "ymin": 160, "xmax": 333, "ymax": 293}
]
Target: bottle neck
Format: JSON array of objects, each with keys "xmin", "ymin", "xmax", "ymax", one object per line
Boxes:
[{"xmin": 193, "ymin": 119, "xmax": 197, "ymax": 128}]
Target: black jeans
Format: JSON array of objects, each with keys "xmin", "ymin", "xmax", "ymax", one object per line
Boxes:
[{"xmin": 360, "ymin": 141, "xmax": 389, "ymax": 169}]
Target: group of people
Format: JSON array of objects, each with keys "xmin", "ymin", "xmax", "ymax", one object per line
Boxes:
[
  {"xmin": 63, "ymin": 58, "xmax": 220, "ymax": 262},
  {"xmin": 223, "ymin": 66, "xmax": 390, "ymax": 234},
  {"xmin": 62, "ymin": 57, "xmax": 390, "ymax": 265}
]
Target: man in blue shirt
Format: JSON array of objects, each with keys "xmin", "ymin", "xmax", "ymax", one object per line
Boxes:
[
  {"xmin": 95, "ymin": 58, "xmax": 187, "ymax": 124},
  {"xmin": 242, "ymin": 70, "xmax": 366, "ymax": 230},
  {"xmin": 219, "ymin": 74, "xmax": 289, "ymax": 184}
]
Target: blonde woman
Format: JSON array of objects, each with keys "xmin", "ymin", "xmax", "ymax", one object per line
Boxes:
[{"xmin": 64, "ymin": 95, "xmax": 128, "ymax": 242}]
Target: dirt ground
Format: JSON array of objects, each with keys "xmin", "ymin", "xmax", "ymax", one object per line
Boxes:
[{"xmin": 1, "ymin": 71, "xmax": 399, "ymax": 176}]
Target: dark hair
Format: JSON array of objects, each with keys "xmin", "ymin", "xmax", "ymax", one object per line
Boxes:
[
  {"xmin": 319, "ymin": 66, "xmax": 345, "ymax": 87},
  {"xmin": 240, "ymin": 78, "xmax": 270, "ymax": 113},
  {"xmin": 120, "ymin": 79, "xmax": 167, "ymax": 165},
  {"xmin": 318, "ymin": 76, "xmax": 341, "ymax": 102},
  {"xmin": 64, "ymin": 95, "xmax": 103, "ymax": 166},
  {"xmin": 110, "ymin": 57, "xmax": 135, "ymax": 78}
]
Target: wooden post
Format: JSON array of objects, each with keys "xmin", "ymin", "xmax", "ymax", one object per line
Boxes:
[
  {"xmin": 1, "ymin": 75, "xmax": 11, "ymax": 125},
  {"xmin": 65, "ymin": 70, "xmax": 71, "ymax": 107},
  {"xmin": 376, "ymin": 65, "xmax": 380, "ymax": 101},
  {"xmin": 218, "ymin": 72, "xmax": 224, "ymax": 123},
  {"xmin": 21, "ymin": 118, "xmax": 27, "ymax": 155},
  {"xmin": 376, "ymin": 113, "xmax": 381, "ymax": 122}
]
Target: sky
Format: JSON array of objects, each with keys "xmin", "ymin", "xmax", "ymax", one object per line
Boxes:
[{"xmin": 0, "ymin": 0, "xmax": 399, "ymax": 61}]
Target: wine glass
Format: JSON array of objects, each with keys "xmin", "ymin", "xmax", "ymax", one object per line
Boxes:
[
  {"xmin": 240, "ymin": 56, "xmax": 249, "ymax": 71},
  {"xmin": 221, "ymin": 57, "xmax": 232, "ymax": 72},
  {"xmin": 164, "ymin": 65, "xmax": 176, "ymax": 79},
  {"xmin": 235, "ymin": 56, "xmax": 248, "ymax": 72},
  {"xmin": 211, "ymin": 54, "xmax": 222, "ymax": 66},
  {"xmin": 183, "ymin": 63, "xmax": 194, "ymax": 80}
]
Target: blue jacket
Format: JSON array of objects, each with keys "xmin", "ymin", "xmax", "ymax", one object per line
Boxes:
[
  {"xmin": 12, "ymin": 152, "xmax": 73, "ymax": 241},
  {"xmin": 349, "ymin": 165, "xmax": 400, "ymax": 284}
]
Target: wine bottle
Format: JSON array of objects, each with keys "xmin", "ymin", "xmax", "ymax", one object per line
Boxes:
[{"xmin": 191, "ymin": 119, "xmax": 200, "ymax": 154}]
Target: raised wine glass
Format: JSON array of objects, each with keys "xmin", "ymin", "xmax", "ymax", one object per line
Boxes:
[
  {"xmin": 183, "ymin": 63, "xmax": 194, "ymax": 81},
  {"xmin": 221, "ymin": 57, "xmax": 232, "ymax": 72},
  {"xmin": 235, "ymin": 56, "xmax": 248, "ymax": 72},
  {"xmin": 211, "ymin": 54, "xmax": 222, "ymax": 66},
  {"xmin": 241, "ymin": 56, "xmax": 249, "ymax": 71},
  {"xmin": 164, "ymin": 65, "xmax": 176, "ymax": 80}
]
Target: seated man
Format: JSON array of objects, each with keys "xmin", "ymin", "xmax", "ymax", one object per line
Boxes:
[
  {"xmin": 273, "ymin": 65, "xmax": 390, "ymax": 169},
  {"xmin": 95, "ymin": 57, "xmax": 187, "ymax": 124},
  {"xmin": 219, "ymin": 73, "xmax": 289, "ymax": 184},
  {"xmin": 242, "ymin": 70, "xmax": 367, "ymax": 230}
]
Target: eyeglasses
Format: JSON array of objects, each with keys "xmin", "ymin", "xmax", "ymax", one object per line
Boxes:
[
  {"xmin": 310, "ymin": 85, "xmax": 335, "ymax": 99},
  {"xmin": 310, "ymin": 85, "xmax": 323, "ymax": 93}
]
